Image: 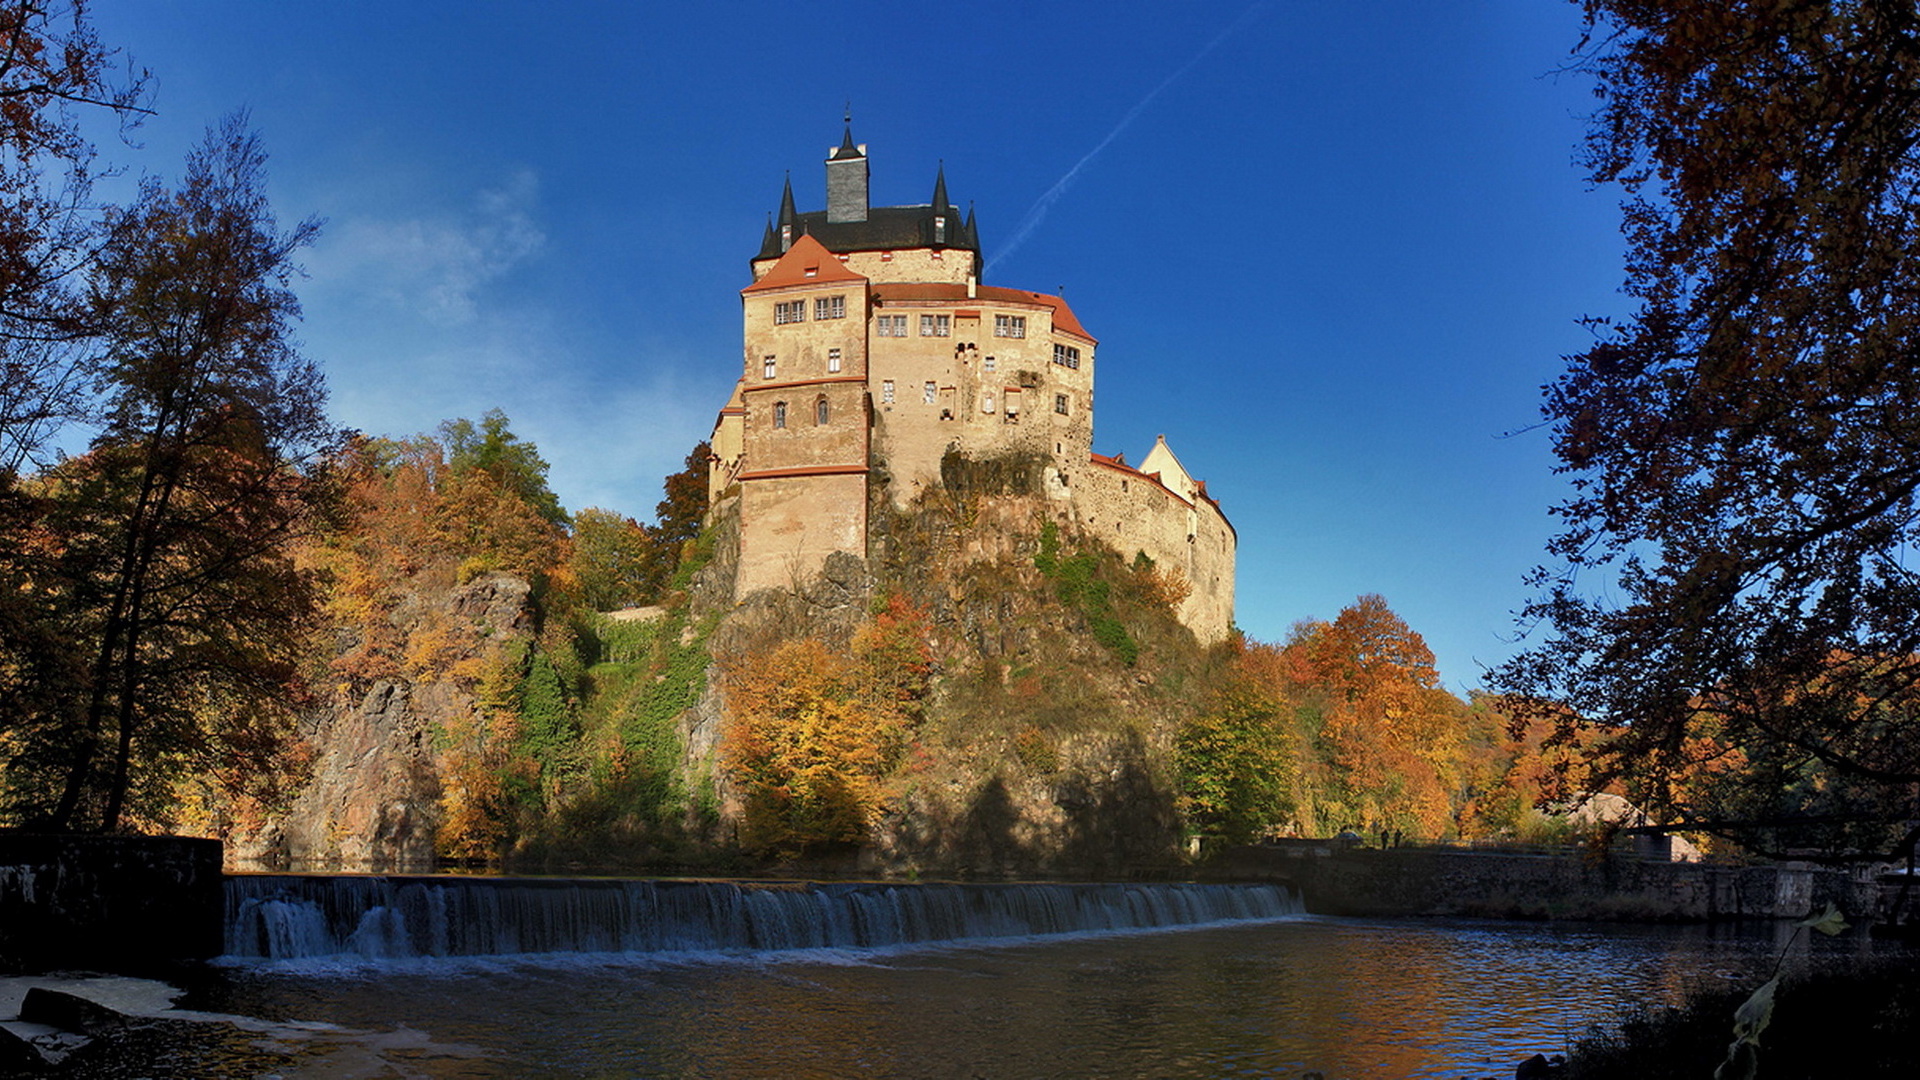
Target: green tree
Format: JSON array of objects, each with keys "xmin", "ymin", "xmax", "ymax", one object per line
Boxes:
[
  {"xmin": 569, "ymin": 507, "xmax": 650, "ymax": 611},
  {"xmin": 1177, "ymin": 677, "xmax": 1291, "ymax": 846},
  {"xmin": 1497, "ymin": 1, "xmax": 1920, "ymax": 859},
  {"xmin": 440, "ymin": 408, "xmax": 568, "ymax": 527},
  {"xmin": 18, "ymin": 115, "xmax": 334, "ymax": 831}
]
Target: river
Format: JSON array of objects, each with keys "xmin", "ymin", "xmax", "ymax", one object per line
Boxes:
[{"xmin": 168, "ymin": 875, "xmax": 1894, "ymax": 1078}]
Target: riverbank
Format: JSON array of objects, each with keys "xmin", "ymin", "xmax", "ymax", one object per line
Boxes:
[{"xmin": 1561, "ymin": 956, "xmax": 1920, "ymax": 1078}]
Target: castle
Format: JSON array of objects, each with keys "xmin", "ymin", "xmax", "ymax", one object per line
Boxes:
[{"xmin": 706, "ymin": 126, "xmax": 1235, "ymax": 642}]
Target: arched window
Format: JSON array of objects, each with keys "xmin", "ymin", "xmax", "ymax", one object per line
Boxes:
[
  {"xmin": 815, "ymin": 396, "xmax": 830, "ymax": 425},
  {"xmin": 772, "ymin": 401, "xmax": 787, "ymax": 429}
]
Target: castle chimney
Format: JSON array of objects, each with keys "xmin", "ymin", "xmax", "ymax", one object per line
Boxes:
[{"xmin": 826, "ymin": 122, "xmax": 869, "ymax": 224}]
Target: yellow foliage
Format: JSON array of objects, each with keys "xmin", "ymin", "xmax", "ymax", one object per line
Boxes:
[{"xmin": 720, "ymin": 615, "xmax": 930, "ymax": 856}]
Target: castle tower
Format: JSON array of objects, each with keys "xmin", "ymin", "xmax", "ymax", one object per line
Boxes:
[{"xmin": 826, "ymin": 125, "xmax": 868, "ymax": 224}]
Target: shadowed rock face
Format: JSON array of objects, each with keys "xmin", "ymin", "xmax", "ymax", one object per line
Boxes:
[{"xmin": 235, "ymin": 572, "xmax": 536, "ymax": 873}]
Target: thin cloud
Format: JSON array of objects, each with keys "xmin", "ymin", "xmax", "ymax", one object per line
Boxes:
[
  {"xmin": 987, "ymin": 1, "xmax": 1271, "ymax": 274},
  {"xmin": 308, "ymin": 169, "xmax": 545, "ymax": 325}
]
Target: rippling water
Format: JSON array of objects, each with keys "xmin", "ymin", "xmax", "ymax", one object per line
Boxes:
[{"xmin": 191, "ymin": 915, "xmax": 1886, "ymax": 1079}]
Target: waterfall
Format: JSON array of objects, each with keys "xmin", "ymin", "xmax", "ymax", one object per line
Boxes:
[{"xmin": 224, "ymin": 875, "xmax": 1302, "ymax": 961}]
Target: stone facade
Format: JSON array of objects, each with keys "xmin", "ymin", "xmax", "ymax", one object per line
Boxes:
[{"xmin": 709, "ymin": 129, "xmax": 1236, "ymax": 642}]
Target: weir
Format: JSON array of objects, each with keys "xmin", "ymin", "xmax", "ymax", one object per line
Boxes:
[{"xmin": 224, "ymin": 875, "xmax": 1301, "ymax": 960}]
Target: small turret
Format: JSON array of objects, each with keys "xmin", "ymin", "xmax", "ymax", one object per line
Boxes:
[
  {"xmin": 931, "ymin": 163, "xmax": 951, "ymax": 245},
  {"xmin": 778, "ymin": 174, "xmax": 797, "ymax": 252}
]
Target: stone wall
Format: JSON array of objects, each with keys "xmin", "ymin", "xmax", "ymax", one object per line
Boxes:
[
  {"xmin": 1071, "ymin": 453, "xmax": 1236, "ymax": 644},
  {"xmin": 1213, "ymin": 845, "xmax": 1877, "ymax": 922},
  {"xmin": 0, "ymin": 833, "xmax": 222, "ymax": 973}
]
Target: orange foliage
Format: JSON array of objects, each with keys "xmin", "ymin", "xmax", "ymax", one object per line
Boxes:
[{"xmin": 720, "ymin": 596, "xmax": 933, "ymax": 855}]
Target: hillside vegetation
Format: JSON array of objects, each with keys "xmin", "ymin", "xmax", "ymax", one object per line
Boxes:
[{"xmin": 164, "ymin": 418, "xmax": 1587, "ymax": 874}]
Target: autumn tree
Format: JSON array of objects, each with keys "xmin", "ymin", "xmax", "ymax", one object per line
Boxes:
[
  {"xmin": 720, "ymin": 595, "xmax": 931, "ymax": 856},
  {"xmin": 1285, "ymin": 595, "xmax": 1463, "ymax": 838},
  {"xmin": 0, "ymin": 1, "xmax": 148, "ymax": 795},
  {"xmin": 1496, "ymin": 1, "xmax": 1920, "ymax": 859},
  {"xmin": 0, "ymin": 0, "xmax": 149, "ymax": 475},
  {"xmin": 6, "ymin": 115, "xmax": 335, "ymax": 831},
  {"xmin": 633, "ymin": 440, "xmax": 709, "ymax": 600}
]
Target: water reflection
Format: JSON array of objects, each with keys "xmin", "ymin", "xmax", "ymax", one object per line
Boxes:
[{"xmin": 200, "ymin": 916, "xmax": 1900, "ymax": 1079}]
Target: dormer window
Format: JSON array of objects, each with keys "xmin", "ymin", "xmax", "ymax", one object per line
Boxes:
[{"xmin": 804, "ymin": 265, "xmax": 818, "ymax": 278}]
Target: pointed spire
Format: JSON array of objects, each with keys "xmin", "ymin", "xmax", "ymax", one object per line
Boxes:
[
  {"xmin": 831, "ymin": 104, "xmax": 864, "ymax": 162},
  {"xmin": 778, "ymin": 172, "xmax": 796, "ymax": 226},
  {"xmin": 931, "ymin": 161, "xmax": 950, "ymax": 214},
  {"xmin": 834, "ymin": 123, "xmax": 861, "ymax": 161},
  {"xmin": 964, "ymin": 201, "xmax": 978, "ymax": 248},
  {"xmin": 760, "ymin": 212, "xmax": 778, "ymax": 256}
]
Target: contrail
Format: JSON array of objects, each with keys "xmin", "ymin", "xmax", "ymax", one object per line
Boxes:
[{"xmin": 985, "ymin": 1, "xmax": 1272, "ymax": 275}]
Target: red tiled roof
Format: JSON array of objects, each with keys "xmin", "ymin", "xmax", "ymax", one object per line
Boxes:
[
  {"xmin": 742, "ymin": 234, "xmax": 869, "ymax": 294},
  {"xmin": 870, "ymin": 282, "xmax": 1096, "ymax": 344}
]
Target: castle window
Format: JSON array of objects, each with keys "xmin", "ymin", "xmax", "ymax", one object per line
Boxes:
[
  {"xmin": 982, "ymin": 392, "xmax": 995, "ymax": 414},
  {"xmin": 882, "ymin": 380, "xmax": 895, "ymax": 404},
  {"xmin": 923, "ymin": 381, "xmax": 936, "ymax": 404},
  {"xmin": 920, "ymin": 314, "xmax": 950, "ymax": 337},
  {"xmin": 814, "ymin": 295, "xmax": 846, "ymax": 320},
  {"xmin": 983, "ymin": 356, "xmax": 996, "ymax": 373},
  {"xmin": 828, "ymin": 348, "xmax": 841, "ymax": 373},
  {"xmin": 877, "ymin": 314, "xmax": 907, "ymax": 337},
  {"xmin": 763, "ymin": 355, "xmax": 776, "ymax": 380},
  {"xmin": 1052, "ymin": 343, "xmax": 1081, "ymax": 369},
  {"xmin": 775, "ymin": 300, "xmax": 806, "ymax": 325},
  {"xmin": 1054, "ymin": 393, "xmax": 1069, "ymax": 415},
  {"xmin": 773, "ymin": 401, "xmax": 787, "ymax": 429},
  {"xmin": 994, "ymin": 315, "xmax": 1026, "ymax": 339},
  {"xmin": 815, "ymin": 396, "xmax": 829, "ymax": 425}
]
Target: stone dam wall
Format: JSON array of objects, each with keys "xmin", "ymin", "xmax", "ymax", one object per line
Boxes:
[{"xmin": 0, "ymin": 833, "xmax": 223, "ymax": 973}]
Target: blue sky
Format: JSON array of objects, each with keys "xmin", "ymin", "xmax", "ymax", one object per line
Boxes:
[{"xmin": 85, "ymin": 1, "xmax": 1626, "ymax": 691}]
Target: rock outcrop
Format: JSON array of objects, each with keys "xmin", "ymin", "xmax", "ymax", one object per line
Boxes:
[{"xmin": 239, "ymin": 572, "xmax": 536, "ymax": 871}]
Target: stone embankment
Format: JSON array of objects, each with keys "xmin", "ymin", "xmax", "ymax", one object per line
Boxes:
[
  {"xmin": 0, "ymin": 833, "xmax": 221, "ymax": 973},
  {"xmin": 1213, "ymin": 842, "xmax": 1889, "ymax": 923}
]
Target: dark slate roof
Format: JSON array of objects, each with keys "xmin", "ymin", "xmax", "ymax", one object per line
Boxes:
[
  {"xmin": 831, "ymin": 126, "xmax": 863, "ymax": 161},
  {"xmin": 756, "ymin": 204, "xmax": 982, "ymax": 261}
]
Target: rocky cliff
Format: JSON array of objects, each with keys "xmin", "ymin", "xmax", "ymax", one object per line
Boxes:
[{"xmin": 232, "ymin": 572, "xmax": 536, "ymax": 871}]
